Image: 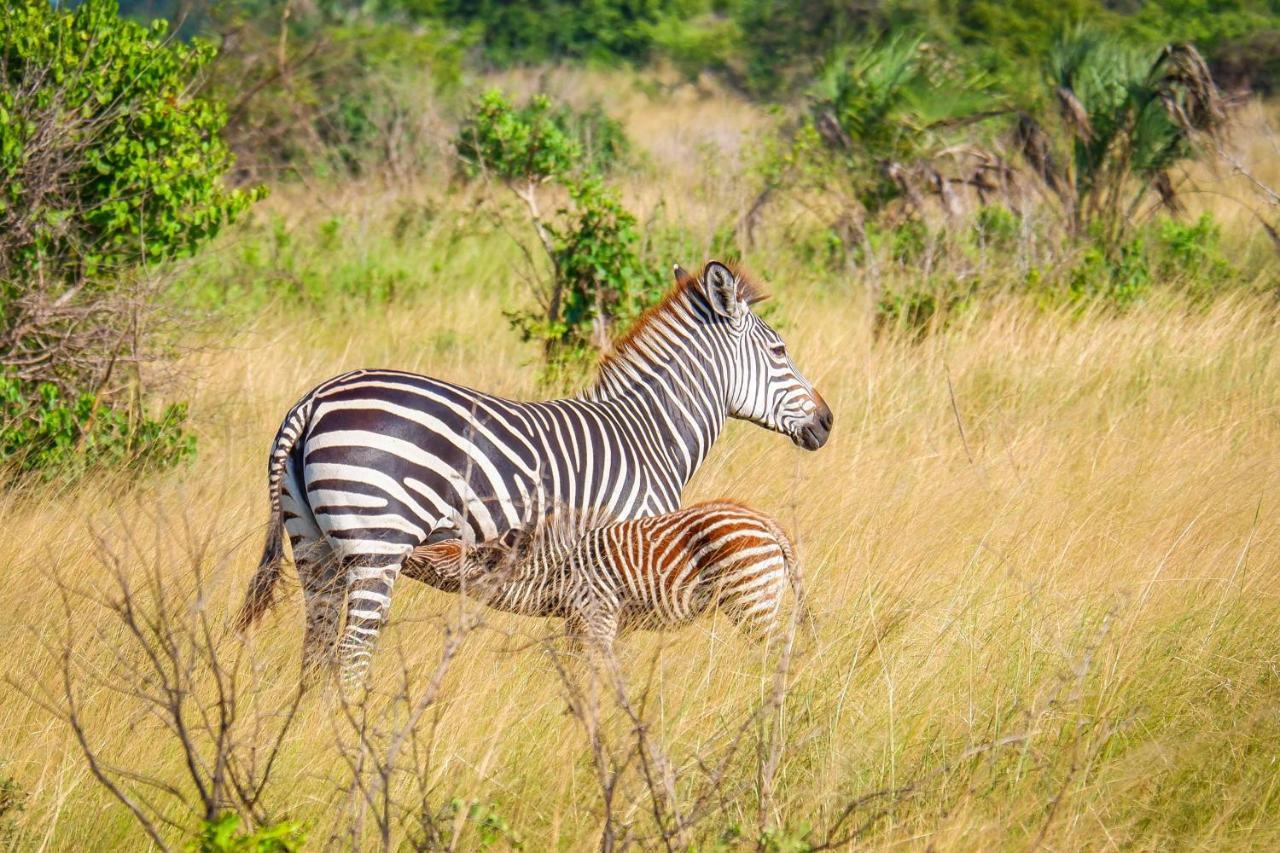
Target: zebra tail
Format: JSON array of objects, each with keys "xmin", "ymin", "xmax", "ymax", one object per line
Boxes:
[
  {"xmin": 769, "ymin": 518, "xmax": 817, "ymax": 640},
  {"xmin": 236, "ymin": 508, "xmax": 285, "ymax": 631},
  {"xmin": 236, "ymin": 397, "xmax": 311, "ymax": 631}
]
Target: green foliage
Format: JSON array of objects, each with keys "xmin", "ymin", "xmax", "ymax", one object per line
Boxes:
[
  {"xmin": 1155, "ymin": 213, "xmax": 1232, "ymax": 286},
  {"xmin": 512, "ymin": 176, "xmax": 662, "ymax": 361},
  {"xmin": 0, "ymin": 0, "xmax": 260, "ymax": 284},
  {"xmin": 1068, "ymin": 235, "xmax": 1150, "ymax": 305},
  {"xmin": 456, "ymin": 91, "xmax": 629, "ymax": 181},
  {"xmin": 1032, "ymin": 31, "xmax": 1225, "ymax": 246},
  {"xmin": 437, "ymin": 798, "xmax": 523, "ymax": 849},
  {"xmin": 550, "ymin": 101, "xmax": 632, "ymax": 175},
  {"xmin": 0, "ymin": 771, "xmax": 23, "ymax": 844},
  {"xmin": 875, "ymin": 278, "xmax": 976, "ymax": 338},
  {"xmin": 457, "ymin": 89, "xmax": 660, "ymax": 370},
  {"xmin": 728, "ymin": 0, "xmax": 893, "ymax": 96},
  {"xmin": 210, "ymin": 9, "xmax": 467, "ymax": 177},
  {"xmin": 456, "ymin": 91, "xmax": 582, "ymax": 184},
  {"xmin": 766, "ymin": 36, "xmax": 1003, "ymax": 265},
  {"xmin": 973, "ymin": 204, "xmax": 1020, "ymax": 250},
  {"xmin": 192, "ymin": 812, "xmax": 305, "ymax": 853},
  {"xmin": 433, "ymin": 0, "xmax": 685, "ymax": 64},
  {"xmin": 760, "ymin": 822, "xmax": 815, "ymax": 852},
  {"xmin": 0, "ymin": 372, "xmax": 194, "ymax": 480}
]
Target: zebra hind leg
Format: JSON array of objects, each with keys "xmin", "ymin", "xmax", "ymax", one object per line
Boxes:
[
  {"xmin": 296, "ymin": 540, "xmax": 343, "ymax": 684},
  {"xmin": 721, "ymin": 566, "xmax": 789, "ymax": 647},
  {"xmin": 337, "ymin": 554, "xmax": 404, "ymax": 690}
]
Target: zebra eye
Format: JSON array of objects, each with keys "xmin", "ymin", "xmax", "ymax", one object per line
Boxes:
[{"xmin": 768, "ymin": 343, "xmax": 786, "ymax": 357}]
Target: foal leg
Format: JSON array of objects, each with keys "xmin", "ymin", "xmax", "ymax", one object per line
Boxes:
[
  {"xmin": 566, "ymin": 598, "xmax": 622, "ymax": 667},
  {"xmin": 720, "ymin": 555, "xmax": 789, "ymax": 645}
]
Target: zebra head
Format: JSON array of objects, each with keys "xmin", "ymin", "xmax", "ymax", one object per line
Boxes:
[{"xmin": 697, "ymin": 261, "xmax": 833, "ymax": 451}]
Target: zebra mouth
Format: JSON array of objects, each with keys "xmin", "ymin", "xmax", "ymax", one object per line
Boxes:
[
  {"xmin": 791, "ymin": 396, "xmax": 833, "ymax": 450},
  {"xmin": 792, "ymin": 423, "xmax": 828, "ymax": 450}
]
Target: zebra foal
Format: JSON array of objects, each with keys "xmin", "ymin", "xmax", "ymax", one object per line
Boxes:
[{"xmin": 409, "ymin": 500, "xmax": 811, "ymax": 653}]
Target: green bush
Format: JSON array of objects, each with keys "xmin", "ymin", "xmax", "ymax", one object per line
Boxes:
[
  {"xmin": 0, "ymin": 0, "xmax": 259, "ymax": 285},
  {"xmin": 1015, "ymin": 32, "xmax": 1225, "ymax": 249},
  {"xmin": 549, "ymin": 101, "xmax": 631, "ymax": 175},
  {"xmin": 456, "ymin": 91, "xmax": 582, "ymax": 184},
  {"xmin": 875, "ymin": 278, "xmax": 975, "ymax": 338},
  {"xmin": 0, "ymin": 371, "xmax": 193, "ymax": 480},
  {"xmin": 1156, "ymin": 213, "xmax": 1232, "ymax": 287},
  {"xmin": 433, "ymin": 0, "xmax": 683, "ymax": 64},
  {"xmin": 510, "ymin": 176, "xmax": 663, "ymax": 362},
  {"xmin": 0, "ymin": 771, "xmax": 23, "ymax": 844},
  {"xmin": 194, "ymin": 812, "xmax": 305, "ymax": 853},
  {"xmin": 209, "ymin": 11, "xmax": 467, "ymax": 178},
  {"xmin": 973, "ymin": 204, "xmax": 1021, "ymax": 250},
  {"xmin": 456, "ymin": 90, "xmax": 661, "ymax": 370},
  {"xmin": 762, "ymin": 35, "xmax": 1003, "ymax": 263},
  {"xmin": 0, "ymin": 0, "xmax": 252, "ymax": 481},
  {"xmin": 1068, "ymin": 235, "xmax": 1150, "ymax": 305}
]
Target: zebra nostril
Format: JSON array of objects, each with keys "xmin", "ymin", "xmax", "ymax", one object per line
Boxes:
[{"xmin": 813, "ymin": 392, "xmax": 833, "ymax": 431}]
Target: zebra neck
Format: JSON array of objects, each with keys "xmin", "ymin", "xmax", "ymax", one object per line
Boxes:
[{"xmin": 585, "ymin": 339, "xmax": 729, "ymax": 488}]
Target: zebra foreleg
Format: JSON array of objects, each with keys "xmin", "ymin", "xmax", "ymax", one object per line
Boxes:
[
  {"xmin": 337, "ymin": 554, "xmax": 404, "ymax": 689},
  {"xmin": 565, "ymin": 598, "xmax": 622, "ymax": 662}
]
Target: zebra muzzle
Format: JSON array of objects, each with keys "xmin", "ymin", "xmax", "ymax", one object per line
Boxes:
[{"xmin": 794, "ymin": 392, "xmax": 832, "ymax": 450}]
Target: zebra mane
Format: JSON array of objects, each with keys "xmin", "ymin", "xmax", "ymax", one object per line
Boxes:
[{"xmin": 598, "ymin": 260, "xmax": 768, "ymax": 373}]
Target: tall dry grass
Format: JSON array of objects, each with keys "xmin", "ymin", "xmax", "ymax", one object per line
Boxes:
[
  {"xmin": 1, "ymin": 269, "xmax": 1278, "ymax": 847},
  {"xmin": 2, "ymin": 73, "xmax": 1280, "ymax": 850}
]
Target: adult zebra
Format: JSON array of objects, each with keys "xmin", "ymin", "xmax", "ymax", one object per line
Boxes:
[{"xmin": 237, "ymin": 261, "xmax": 833, "ymax": 684}]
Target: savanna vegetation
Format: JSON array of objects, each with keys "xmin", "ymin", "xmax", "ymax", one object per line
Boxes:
[{"xmin": 2, "ymin": 0, "xmax": 1279, "ymax": 849}]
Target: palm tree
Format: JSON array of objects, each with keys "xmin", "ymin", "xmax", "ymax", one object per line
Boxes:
[{"xmin": 1018, "ymin": 31, "xmax": 1226, "ymax": 249}]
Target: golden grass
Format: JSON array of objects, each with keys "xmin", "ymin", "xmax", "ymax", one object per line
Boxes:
[
  {"xmin": 3, "ymin": 79, "xmax": 1280, "ymax": 850},
  {"xmin": 1, "ymin": 269, "xmax": 1278, "ymax": 848}
]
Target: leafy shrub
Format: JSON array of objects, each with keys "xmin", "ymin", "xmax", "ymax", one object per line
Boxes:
[
  {"xmin": 1156, "ymin": 213, "xmax": 1232, "ymax": 286},
  {"xmin": 0, "ymin": 772, "xmax": 23, "ymax": 844},
  {"xmin": 456, "ymin": 91, "xmax": 629, "ymax": 180},
  {"xmin": 432, "ymin": 798, "xmax": 522, "ymax": 849},
  {"xmin": 762, "ymin": 36, "xmax": 1004, "ymax": 263},
  {"xmin": 549, "ymin": 101, "xmax": 631, "ymax": 174},
  {"xmin": 0, "ymin": 0, "xmax": 259, "ymax": 285},
  {"xmin": 1016, "ymin": 33, "xmax": 1226, "ymax": 248},
  {"xmin": 194, "ymin": 812, "xmax": 305, "ymax": 853},
  {"xmin": 973, "ymin": 204, "xmax": 1020, "ymax": 250},
  {"xmin": 457, "ymin": 92, "xmax": 582, "ymax": 184},
  {"xmin": 875, "ymin": 278, "xmax": 975, "ymax": 338},
  {"xmin": 456, "ymin": 90, "xmax": 660, "ymax": 370},
  {"xmin": 0, "ymin": 0, "xmax": 251, "ymax": 481},
  {"xmin": 1068, "ymin": 236, "xmax": 1150, "ymax": 305},
  {"xmin": 510, "ymin": 177, "xmax": 663, "ymax": 361},
  {"xmin": 0, "ymin": 371, "xmax": 194, "ymax": 480},
  {"xmin": 433, "ymin": 0, "xmax": 681, "ymax": 64}
]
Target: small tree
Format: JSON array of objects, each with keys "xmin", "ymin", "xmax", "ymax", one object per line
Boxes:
[
  {"xmin": 456, "ymin": 90, "xmax": 659, "ymax": 369},
  {"xmin": 765, "ymin": 37, "xmax": 1012, "ymax": 258},
  {"xmin": 1016, "ymin": 32, "xmax": 1227, "ymax": 249}
]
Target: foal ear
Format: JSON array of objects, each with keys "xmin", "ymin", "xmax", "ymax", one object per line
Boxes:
[
  {"xmin": 702, "ymin": 261, "xmax": 747, "ymax": 321},
  {"xmin": 672, "ymin": 263, "xmax": 689, "ymax": 282}
]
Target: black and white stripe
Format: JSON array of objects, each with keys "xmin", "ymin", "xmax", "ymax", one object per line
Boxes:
[
  {"xmin": 237, "ymin": 261, "xmax": 833, "ymax": 685},
  {"xmin": 407, "ymin": 500, "xmax": 812, "ymax": 654}
]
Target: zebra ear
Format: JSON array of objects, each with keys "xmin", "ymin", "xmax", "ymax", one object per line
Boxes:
[
  {"xmin": 702, "ymin": 261, "xmax": 746, "ymax": 321},
  {"xmin": 673, "ymin": 263, "xmax": 689, "ymax": 282}
]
